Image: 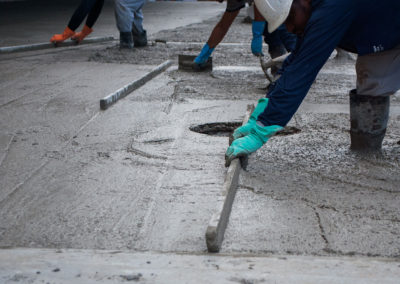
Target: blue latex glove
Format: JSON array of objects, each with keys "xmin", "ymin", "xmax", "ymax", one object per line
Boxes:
[
  {"xmin": 225, "ymin": 123, "xmax": 283, "ymax": 166},
  {"xmin": 251, "ymin": 21, "xmax": 265, "ymax": 56},
  {"xmin": 233, "ymin": 97, "xmax": 269, "ymax": 141},
  {"xmin": 194, "ymin": 43, "xmax": 215, "ymax": 64}
]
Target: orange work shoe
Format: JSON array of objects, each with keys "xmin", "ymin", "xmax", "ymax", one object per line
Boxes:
[
  {"xmin": 50, "ymin": 27, "xmax": 75, "ymax": 43},
  {"xmin": 71, "ymin": 25, "xmax": 93, "ymax": 43}
]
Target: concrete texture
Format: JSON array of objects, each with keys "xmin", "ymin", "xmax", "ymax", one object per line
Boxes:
[
  {"xmin": 0, "ymin": 0, "xmax": 399, "ymax": 280},
  {"xmin": 206, "ymin": 106, "xmax": 252, "ymax": 252},
  {"xmin": 1, "ymin": 248, "xmax": 400, "ymax": 284},
  {"xmin": 0, "ymin": 36, "xmax": 114, "ymax": 54},
  {"xmin": 100, "ymin": 59, "xmax": 172, "ymax": 109}
]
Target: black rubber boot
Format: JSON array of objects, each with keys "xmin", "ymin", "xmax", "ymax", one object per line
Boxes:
[
  {"xmin": 132, "ymin": 24, "xmax": 147, "ymax": 47},
  {"xmin": 349, "ymin": 89, "xmax": 390, "ymax": 152},
  {"xmin": 119, "ymin": 32, "xmax": 133, "ymax": 49}
]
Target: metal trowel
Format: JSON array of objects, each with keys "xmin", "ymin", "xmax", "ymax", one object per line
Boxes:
[{"xmin": 178, "ymin": 54, "xmax": 212, "ymax": 71}]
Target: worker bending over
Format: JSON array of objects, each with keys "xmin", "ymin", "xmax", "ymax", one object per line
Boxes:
[{"xmin": 226, "ymin": 0, "xmax": 400, "ymax": 164}]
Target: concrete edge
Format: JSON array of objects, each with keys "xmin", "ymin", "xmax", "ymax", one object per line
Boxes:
[
  {"xmin": 154, "ymin": 41, "xmax": 249, "ymax": 47},
  {"xmin": 205, "ymin": 105, "xmax": 254, "ymax": 253},
  {"xmin": 1, "ymin": 248, "xmax": 399, "ymax": 284},
  {"xmin": 99, "ymin": 59, "xmax": 173, "ymax": 110},
  {"xmin": 0, "ymin": 36, "xmax": 115, "ymax": 54}
]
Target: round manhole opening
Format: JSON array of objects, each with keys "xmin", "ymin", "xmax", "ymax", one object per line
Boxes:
[
  {"xmin": 190, "ymin": 122, "xmax": 301, "ymax": 137},
  {"xmin": 276, "ymin": 126, "xmax": 301, "ymax": 136},
  {"xmin": 189, "ymin": 122, "xmax": 242, "ymax": 137}
]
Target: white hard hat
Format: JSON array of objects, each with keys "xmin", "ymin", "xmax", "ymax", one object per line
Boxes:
[{"xmin": 254, "ymin": 0, "xmax": 293, "ymax": 33}]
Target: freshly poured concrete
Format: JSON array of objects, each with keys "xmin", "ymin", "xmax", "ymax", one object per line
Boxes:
[
  {"xmin": 1, "ymin": 248, "xmax": 400, "ymax": 284},
  {"xmin": 0, "ymin": 1, "xmax": 399, "ymax": 280}
]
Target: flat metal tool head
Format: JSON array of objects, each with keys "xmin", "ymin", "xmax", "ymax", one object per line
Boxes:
[{"xmin": 178, "ymin": 54, "xmax": 212, "ymax": 72}]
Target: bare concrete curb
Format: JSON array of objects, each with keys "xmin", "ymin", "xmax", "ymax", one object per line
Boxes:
[
  {"xmin": 0, "ymin": 36, "xmax": 114, "ymax": 54},
  {"xmin": 206, "ymin": 105, "xmax": 254, "ymax": 253},
  {"xmin": 2, "ymin": 248, "xmax": 400, "ymax": 284},
  {"xmin": 1, "ymin": 248, "xmax": 400, "ymax": 284},
  {"xmin": 100, "ymin": 60, "xmax": 173, "ymax": 110}
]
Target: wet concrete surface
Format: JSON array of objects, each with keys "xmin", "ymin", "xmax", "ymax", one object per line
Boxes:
[
  {"xmin": 0, "ymin": 1, "xmax": 399, "ymax": 278},
  {"xmin": 1, "ymin": 248, "xmax": 400, "ymax": 284}
]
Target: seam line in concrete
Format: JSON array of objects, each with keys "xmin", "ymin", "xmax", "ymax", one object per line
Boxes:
[
  {"xmin": 135, "ymin": 114, "xmax": 188, "ymax": 248},
  {"xmin": 0, "ymin": 36, "xmax": 114, "ymax": 54},
  {"xmin": 205, "ymin": 105, "xmax": 254, "ymax": 253},
  {"xmin": 100, "ymin": 60, "xmax": 173, "ymax": 110},
  {"xmin": 152, "ymin": 41, "xmax": 248, "ymax": 47},
  {"xmin": 0, "ymin": 134, "xmax": 14, "ymax": 169},
  {"xmin": 0, "ymin": 112, "xmax": 99, "ymax": 206}
]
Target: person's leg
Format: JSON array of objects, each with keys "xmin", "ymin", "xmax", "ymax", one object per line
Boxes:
[
  {"xmin": 68, "ymin": 0, "xmax": 98, "ymax": 31},
  {"xmin": 276, "ymin": 24, "xmax": 296, "ymax": 52},
  {"xmin": 263, "ymin": 23, "xmax": 296, "ymax": 58},
  {"xmin": 131, "ymin": 0, "xmax": 145, "ymax": 34},
  {"xmin": 85, "ymin": 0, "xmax": 104, "ymax": 28},
  {"xmin": 263, "ymin": 25, "xmax": 286, "ymax": 58},
  {"xmin": 130, "ymin": 0, "xmax": 147, "ymax": 47},
  {"xmin": 51, "ymin": 0, "xmax": 96, "ymax": 43},
  {"xmin": 72, "ymin": 0, "xmax": 104, "ymax": 42},
  {"xmin": 114, "ymin": 0, "xmax": 134, "ymax": 48},
  {"xmin": 114, "ymin": 0, "xmax": 134, "ymax": 32},
  {"xmin": 350, "ymin": 44, "xmax": 400, "ymax": 151}
]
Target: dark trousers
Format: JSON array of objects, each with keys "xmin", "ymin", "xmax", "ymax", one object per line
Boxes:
[
  {"xmin": 68, "ymin": 0, "xmax": 104, "ymax": 31},
  {"xmin": 263, "ymin": 24, "xmax": 297, "ymax": 58}
]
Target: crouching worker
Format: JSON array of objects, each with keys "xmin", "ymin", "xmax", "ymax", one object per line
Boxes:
[{"xmin": 226, "ymin": 0, "xmax": 400, "ymax": 165}]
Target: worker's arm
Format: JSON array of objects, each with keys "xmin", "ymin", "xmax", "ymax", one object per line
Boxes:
[
  {"xmin": 258, "ymin": 0, "xmax": 356, "ymax": 127},
  {"xmin": 226, "ymin": 0, "xmax": 357, "ymax": 165},
  {"xmin": 251, "ymin": 4, "xmax": 265, "ymax": 56}
]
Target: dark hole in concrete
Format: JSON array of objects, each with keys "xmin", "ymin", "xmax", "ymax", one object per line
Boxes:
[
  {"xmin": 190, "ymin": 122, "xmax": 301, "ymax": 137},
  {"xmin": 276, "ymin": 126, "xmax": 302, "ymax": 136},
  {"xmin": 190, "ymin": 122, "xmax": 242, "ymax": 137}
]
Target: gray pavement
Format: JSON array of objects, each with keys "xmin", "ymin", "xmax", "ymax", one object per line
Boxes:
[
  {"xmin": 1, "ymin": 248, "xmax": 400, "ymax": 284},
  {"xmin": 0, "ymin": 0, "xmax": 399, "ymax": 282}
]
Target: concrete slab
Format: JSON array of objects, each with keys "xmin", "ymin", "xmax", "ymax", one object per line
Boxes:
[
  {"xmin": 223, "ymin": 111, "xmax": 400, "ymax": 257},
  {"xmin": 0, "ymin": 248, "xmax": 399, "ymax": 284},
  {"xmin": 0, "ymin": 53, "xmax": 156, "ymax": 202},
  {"xmin": 0, "ymin": 2, "xmax": 399, "ymax": 281}
]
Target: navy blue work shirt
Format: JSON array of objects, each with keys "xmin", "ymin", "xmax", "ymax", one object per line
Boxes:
[{"xmin": 258, "ymin": 0, "xmax": 400, "ymax": 127}]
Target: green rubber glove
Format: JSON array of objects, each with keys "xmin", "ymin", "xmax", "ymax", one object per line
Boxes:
[
  {"xmin": 232, "ymin": 98, "xmax": 269, "ymax": 141},
  {"xmin": 225, "ymin": 123, "xmax": 283, "ymax": 166}
]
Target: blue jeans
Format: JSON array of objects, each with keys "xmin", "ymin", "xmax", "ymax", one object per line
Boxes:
[{"xmin": 114, "ymin": 0, "xmax": 146, "ymax": 33}]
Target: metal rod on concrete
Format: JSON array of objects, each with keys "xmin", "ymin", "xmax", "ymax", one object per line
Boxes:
[
  {"xmin": 0, "ymin": 36, "xmax": 114, "ymax": 54},
  {"xmin": 100, "ymin": 60, "xmax": 173, "ymax": 110},
  {"xmin": 205, "ymin": 104, "xmax": 254, "ymax": 253}
]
